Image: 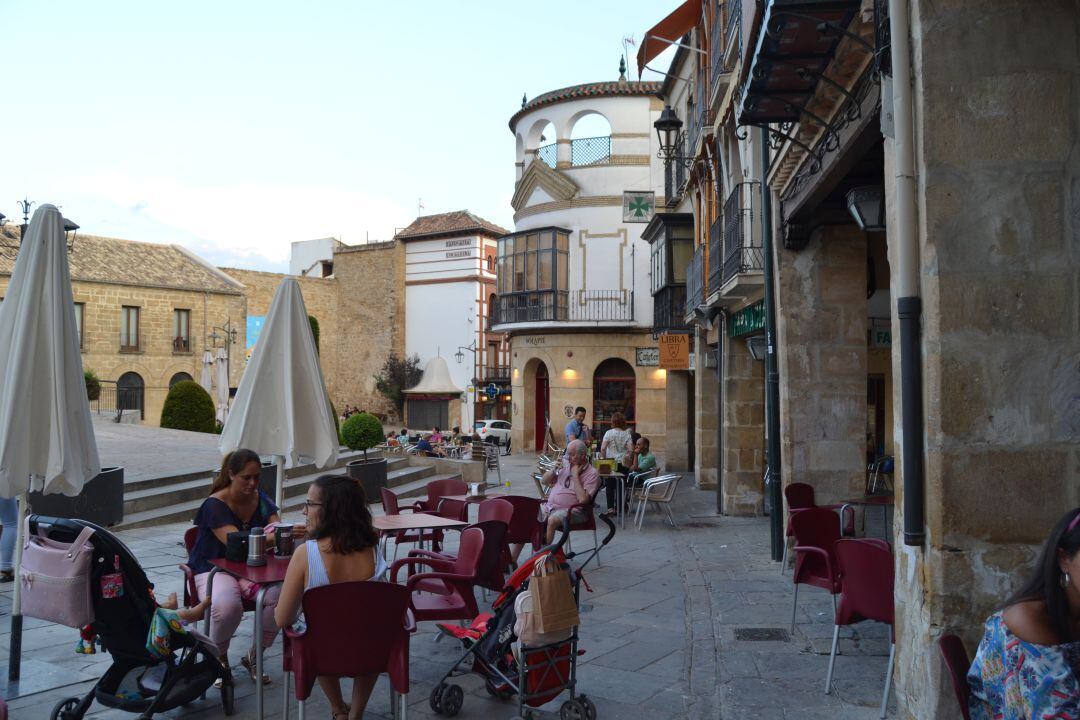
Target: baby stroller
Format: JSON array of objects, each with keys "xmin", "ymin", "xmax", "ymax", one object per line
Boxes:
[
  {"xmin": 429, "ymin": 513, "xmax": 615, "ymax": 719},
  {"xmin": 30, "ymin": 516, "xmax": 234, "ymax": 720}
]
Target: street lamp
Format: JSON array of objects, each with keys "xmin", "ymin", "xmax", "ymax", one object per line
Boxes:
[
  {"xmin": 455, "ymin": 341, "xmax": 478, "ymax": 429},
  {"xmin": 845, "ymin": 185, "xmax": 887, "ymax": 232},
  {"xmin": 0, "ymin": 199, "xmax": 79, "ymax": 252},
  {"xmin": 209, "ymin": 320, "xmax": 239, "ymax": 398},
  {"xmin": 654, "ymin": 105, "xmax": 693, "ymax": 167}
]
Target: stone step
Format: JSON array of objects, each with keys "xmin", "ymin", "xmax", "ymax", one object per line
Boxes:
[{"xmin": 386, "ymin": 463, "xmax": 438, "ymax": 489}]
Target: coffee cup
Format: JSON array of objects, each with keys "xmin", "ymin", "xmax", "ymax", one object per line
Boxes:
[{"xmin": 276, "ymin": 524, "xmax": 295, "ymax": 556}]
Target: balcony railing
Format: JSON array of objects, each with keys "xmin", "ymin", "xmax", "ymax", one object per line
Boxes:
[
  {"xmin": 687, "ymin": 245, "xmax": 704, "ymax": 314},
  {"xmin": 724, "ymin": 0, "xmax": 742, "ymax": 63},
  {"xmin": 481, "ymin": 365, "xmax": 511, "ymax": 383},
  {"xmin": 710, "ymin": 3, "xmax": 727, "ymax": 86},
  {"xmin": 707, "ymin": 216, "xmax": 723, "ymax": 293},
  {"xmin": 571, "ymin": 136, "xmax": 611, "ymax": 166},
  {"xmin": 722, "ymin": 181, "xmax": 764, "ymax": 284},
  {"xmin": 536, "ymin": 143, "xmax": 557, "ymax": 168},
  {"xmin": 652, "ymin": 284, "xmax": 688, "ymax": 333},
  {"xmin": 493, "ymin": 289, "xmax": 633, "ymax": 325}
]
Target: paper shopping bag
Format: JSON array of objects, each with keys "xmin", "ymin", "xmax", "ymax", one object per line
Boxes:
[{"xmin": 531, "ymin": 555, "xmax": 580, "ymax": 634}]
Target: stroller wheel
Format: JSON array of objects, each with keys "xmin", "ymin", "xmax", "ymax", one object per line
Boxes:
[
  {"xmin": 221, "ymin": 680, "xmax": 236, "ymax": 716},
  {"xmin": 429, "ymin": 683, "xmax": 447, "ymax": 714},
  {"xmin": 578, "ymin": 694, "xmax": 597, "ymax": 720},
  {"xmin": 560, "ymin": 699, "xmax": 588, "ymax": 720},
  {"xmin": 442, "ymin": 683, "xmax": 464, "ymax": 717},
  {"xmin": 50, "ymin": 697, "xmax": 81, "ymax": 720}
]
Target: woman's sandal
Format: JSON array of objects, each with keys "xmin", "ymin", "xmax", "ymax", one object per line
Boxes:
[
  {"xmin": 330, "ymin": 703, "xmax": 351, "ymax": 719},
  {"xmin": 240, "ymin": 650, "xmax": 272, "ymax": 684}
]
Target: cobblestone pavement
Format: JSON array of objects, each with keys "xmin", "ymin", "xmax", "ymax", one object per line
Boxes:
[{"xmin": 3, "ymin": 453, "xmax": 895, "ymax": 719}]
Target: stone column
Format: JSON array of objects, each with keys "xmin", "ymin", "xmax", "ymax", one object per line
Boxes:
[
  {"xmin": 664, "ymin": 370, "xmax": 691, "ymax": 472},
  {"xmin": 774, "ymin": 225, "xmax": 867, "ymax": 505},
  {"xmin": 722, "ymin": 332, "xmax": 765, "ymax": 515},
  {"xmin": 693, "ymin": 328, "xmax": 719, "ymax": 489}
]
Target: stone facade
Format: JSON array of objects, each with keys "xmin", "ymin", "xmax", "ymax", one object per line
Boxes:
[
  {"xmin": 722, "ymin": 330, "xmax": 765, "ymax": 514},
  {"xmin": 692, "ymin": 329, "xmax": 718, "ymax": 489}
]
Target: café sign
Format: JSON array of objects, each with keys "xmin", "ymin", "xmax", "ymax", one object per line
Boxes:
[
  {"xmin": 658, "ymin": 334, "xmax": 690, "ymax": 370},
  {"xmin": 729, "ymin": 300, "xmax": 765, "ymax": 337},
  {"xmin": 635, "ymin": 347, "xmax": 659, "ymax": 367}
]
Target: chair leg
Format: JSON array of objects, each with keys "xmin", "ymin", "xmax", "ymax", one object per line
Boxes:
[
  {"xmin": 298, "ymin": 697, "xmax": 306, "ymax": 720},
  {"xmin": 880, "ymin": 642, "xmax": 895, "ymax": 719},
  {"xmin": 282, "ymin": 671, "xmax": 290, "ymax": 720},
  {"xmin": 790, "ymin": 583, "xmax": 799, "ymax": 633},
  {"xmin": 780, "ymin": 541, "xmax": 788, "ymax": 575},
  {"xmin": 824, "ymin": 624, "xmax": 840, "ymax": 694},
  {"xmin": 831, "ymin": 593, "xmax": 837, "ymax": 618},
  {"xmin": 663, "ymin": 503, "xmax": 677, "ymax": 528}
]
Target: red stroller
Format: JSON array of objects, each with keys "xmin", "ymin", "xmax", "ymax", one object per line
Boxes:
[{"xmin": 428, "ymin": 514, "xmax": 615, "ymax": 719}]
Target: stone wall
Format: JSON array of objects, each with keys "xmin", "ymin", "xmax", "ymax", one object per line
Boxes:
[
  {"xmin": 892, "ymin": 2, "xmax": 1080, "ymax": 716},
  {"xmin": 722, "ymin": 331, "xmax": 765, "ymax": 515},
  {"xmin": 774, "ymin": 224, "xmax": 867, "ymax": 506},
  {"xmin": 693, "ymin": 329, "xmax": 718, "ymax": 489},
  {"xmin": 664, "ymin": 370, "xmax": 691, "ymax": 472}
]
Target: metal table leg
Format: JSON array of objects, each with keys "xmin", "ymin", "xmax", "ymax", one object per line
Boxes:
[
  {"xmin": 200, "ymin": 567, "xmax": 219, "ymax": 701},
  {"xmin": 255, "ymin": 584, "xmax": 269, "ymax": 719}
]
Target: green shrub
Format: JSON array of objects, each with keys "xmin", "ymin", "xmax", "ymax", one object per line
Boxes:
[
  {"xmin": 160, "ymin": 380, "xmax": 217, "ymax": 433},
  {"xmin": 341, "ymin": 412, "xmax": 383, "ymax": 461},
  {"xmin": 84, "ymin": 369, "xmax": 101, "ymax": 401},
  {"xmin": 309, "ymin": 315, "xmax": 320, "ymax": 354}
]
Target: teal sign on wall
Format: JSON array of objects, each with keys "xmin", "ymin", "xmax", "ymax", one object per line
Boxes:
[{"xmin": 728, "ymin": 301, "xmax": 765, "ymax": 337}]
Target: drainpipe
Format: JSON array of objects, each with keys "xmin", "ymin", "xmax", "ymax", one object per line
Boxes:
[
  {"xmin": 759, "ymin": 128, "xmax": 783, "ymax": 561},
  {"xmin": 888, "ymin": 0, "xmax": 925, "ymax": 547}
]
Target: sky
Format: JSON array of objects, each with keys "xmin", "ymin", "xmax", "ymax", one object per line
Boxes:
[{"xmin": 1, "ymin": 1, "xmax": 676, "ymax": 272}]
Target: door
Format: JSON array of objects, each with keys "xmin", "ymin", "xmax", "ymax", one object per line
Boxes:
[
  {"xmin": 534, "ymin": 363, "xmax": 549, "ymax": 451},
  {"xmin": 117, "ymin": 371, "xmax": 145, "ymax": 420}
]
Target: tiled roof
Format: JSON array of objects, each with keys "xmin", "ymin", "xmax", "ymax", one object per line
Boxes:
[
  {"xmin": 0, "ymin": 227, "xmax": 243, "ymax": 294},
  {"xmin": 394, "ymin": 210, "xmax": 509, "ymax": 241},
  {"xmin": 510, "ymin": 81, "xmax": 663, "ymax": 129}
]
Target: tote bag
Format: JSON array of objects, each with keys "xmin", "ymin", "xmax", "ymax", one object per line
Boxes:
[
  {"xmin": 530, "ymin": 554, "xmax": 580, "ymax": 634},
  {"xmin": 19, "ymin": 519, "xmax": 95, "ymax": 627}
]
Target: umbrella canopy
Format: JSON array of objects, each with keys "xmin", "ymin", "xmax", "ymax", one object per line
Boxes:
[
  {"xmin": 200, "ymin": 349, "xmax": 214, "ymax": 395},
  {"xmin": 0, "ymin": 205, "xmax": 100, "ymax": 498},
  {"xmin": 219, "ymin": 277, "xmax": 337, "ymax": 504},
  {"xmin": 214, "ymin": 347, "xmax": 229, "ymax": 424}
]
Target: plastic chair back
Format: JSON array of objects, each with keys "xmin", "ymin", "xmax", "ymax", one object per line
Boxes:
[
  {"xmin": 502, "ymin": 496, "xmax": 543, "ymax": 549},
  {"xmin": 468, "ymin": 519, "xmax": 509, "ymax": 591},
  {"xmin": 834, "ymin": 539, "xmax": 894, "ymax": 627},
  {"xmin": 381, "ymin": 486, "xmax": 401, "ymax": 516},
  {"xmin": 785, "ymin": 482, "xmax": 816, "ymax": 510},
  {"xmin": 937, "ymin": 634, "xmax": 972, "ymax": 720},
  {"xmin": 478, "ymin": 498, "xmax": 513, "ymax": 524},
  {"xmin": 452, "ymin": 526, "xmax": 484, "ymax": 576},
  {"xmin": 435, "ymin": 497, "xmax": 469, "ymax": 522},
  {"xmin": 180, "ymin": 526, "xmax": 199, "ymax": 605},
  {"xmin": 790, "ymin": 506, "xmax": 842, "ymax": 592},
  {"xmin": 425, "ymin": 478, "xmax": 469, "ymax": 511},
  {"xmin": 288, "ymin": 581, "xmax": 411, "ymax": 700}
]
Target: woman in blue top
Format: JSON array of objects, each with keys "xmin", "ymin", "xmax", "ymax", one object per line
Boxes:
[
  {"xmin": 189, "ymin": 449, "xmax": 287, "ymax": 684},
  {"xmin": 968, "ymin": 507, "xmax": 1080, "ymax": 718},
  {"xmin": 276, "ymin": 475, "xmax": 384, "ymax": 720}
]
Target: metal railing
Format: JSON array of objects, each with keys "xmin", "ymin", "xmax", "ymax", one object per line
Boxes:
[
  {"xmin": 91, "ymin": 380, "xmax": 144, "ymax": 423},
  {"xmin": 536, "ymin": 143, "xmax": 557, "ymax": 168},
  {"xmin": 481, "ymin": 365, "xmax": 511, "ymax": 383},
  {"xmin": 725, "ymin": 0, "xmax": 742, "ymax": 61},
  {"xmin": 493, "ymin": 289, "xmax": 633, "ymax": 325},
  {"xmin": 722, "ymin": 181, "xmax": 764, "ymax": 284},
  {"xmin": 569, "ymin": 289, "xmax": 634, "ymax": 322},
  {"xmin": 171, "ymin": 336, "xmax": 191, "ymax": 353},
  {"xmin": 710, "ymin": 3, "xmax": 727, "ymax": 85},
  {"xmin": 687, "ymin": 245, "xmax": 704, "ymax": 313},
  {"xmin": 707, "ymin": 216, "xmax": 723, "ymax": 293},
  {"xmin": 570, "ymin": 136, "xmax": 611, "ymax": 166},
  {"xmin": 652, "ymin": 284, "xmax": 688, "ymax": 333}
]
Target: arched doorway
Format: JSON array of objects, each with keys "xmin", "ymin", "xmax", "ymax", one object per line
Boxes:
[
  {"xmin": 593, "ymin": 358, "xmax": 636, "ymax": 439},
  {"xmin": 117, "ymin": 371, "xmax": 145, "ymax": 420},
  {"xmin": 534, "ymin": 363, "xmax": 549, "ymax": 451},
  {"xmin": 169, "ymin": 372, "xmax": 193, "ymax": 388}
]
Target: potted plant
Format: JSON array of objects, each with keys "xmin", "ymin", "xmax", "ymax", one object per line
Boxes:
[{"xmin": 342, "ymin": 411, "xmax": 387, "ymax": 501}]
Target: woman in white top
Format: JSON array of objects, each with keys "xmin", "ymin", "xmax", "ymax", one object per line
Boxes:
[
  {"xmin": 599, "ymin": 412, "xmax": 633, "ymax": 516},
  {"xmin": 275, "ymin": 475, "xmax": 386, "ymax": 720}
]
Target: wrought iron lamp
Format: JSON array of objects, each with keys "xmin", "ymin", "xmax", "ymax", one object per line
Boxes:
[
  {"xmin": 654, "ymin": 105, "xmax": 694, "ymax": 167},
  {"xmin": 845, "ymin": 185, "xmax": 886, "ymax": 232},
  {"xmin": 746, "ymin": 335, "xmax": 768, "ymax": 361},
  {"xmin": 0, "ymin": 199, "xmax": 79, "ymax": 252}
]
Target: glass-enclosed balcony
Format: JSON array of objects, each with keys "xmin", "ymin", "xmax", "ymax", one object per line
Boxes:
[{"xmin": 643, "ymin": 213, "xmax": 693, "ymax": 333}]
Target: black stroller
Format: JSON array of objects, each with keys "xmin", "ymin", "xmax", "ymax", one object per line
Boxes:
[
  {"xmin": 30, "ymin": 515, "xmax": 234, "ymax": 720},
  {"xmin": 430, "ymin": 514, "xmax": 615, "ymax": 719}
]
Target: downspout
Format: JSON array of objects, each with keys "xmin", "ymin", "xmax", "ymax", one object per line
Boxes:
[
  {"xmin": 888, "ymin": 0, "xmax": 925, "ymax": 546},
  {"xmin": 759, "ymin": 128, "xmax": 783, "ymax": 561}
]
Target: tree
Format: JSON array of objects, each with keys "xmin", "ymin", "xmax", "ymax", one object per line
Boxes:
[
  {"xmin": 84, "ymin": 369, "xmax": 101, "ymax": 401},
  {"xmin": 308, "ymin": 315, "xmax": 320, "ymax": 354},
  {"xmin": 374, "ymin": 354, "xmax": 423, "ymax": 416},
  {"xmin": 160, "ymin": 380, "xmax": 217, "ymax": 433},
  {"xmin": 341, "ymin": 412, "xmax": 384, "ymax": 462}
]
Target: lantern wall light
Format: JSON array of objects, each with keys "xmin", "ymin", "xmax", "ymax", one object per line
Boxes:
[{"xmin": 654, "ymin": 105, "xmax": 695, "ymax": 168}]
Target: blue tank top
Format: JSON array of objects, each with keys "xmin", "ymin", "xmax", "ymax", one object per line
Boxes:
[{"xmin": 304, "ymin": 539, "xmax": 387, "ymax": 589}]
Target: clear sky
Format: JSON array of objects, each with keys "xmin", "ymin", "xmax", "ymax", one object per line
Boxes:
[{"xmin": 1, "ymin": 1, "xmax": 676, "ymax": 272}]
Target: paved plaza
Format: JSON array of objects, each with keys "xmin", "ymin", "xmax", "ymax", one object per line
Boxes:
[{"xmin": 3, "ymin": 453, "xmax": 893, "ymax": 719}]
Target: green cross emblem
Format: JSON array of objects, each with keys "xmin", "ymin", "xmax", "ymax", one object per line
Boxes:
[{"xmin": 628, "ymin": 196, "xmax": 652, "ymax": 218}]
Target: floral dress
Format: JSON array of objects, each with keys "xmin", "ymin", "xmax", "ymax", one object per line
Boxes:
[{"xmin": 968, "ymin": 611, "xmax": 1080, "ymax": 719}]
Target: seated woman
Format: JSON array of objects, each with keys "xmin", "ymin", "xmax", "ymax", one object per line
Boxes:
[
  {"xmin": 188, "ymin": 449, "xmax": 296, "ymax": 684},
  {"xmin": 968, "ymin": 508, "xmax": 1080, "ymax": 719},
  {"xmin": 275, "ymin": 475, "xmax": 385, "ymax": 720}
]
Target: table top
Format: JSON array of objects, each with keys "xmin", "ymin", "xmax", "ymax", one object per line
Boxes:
[
  {"xmin": 373, "ymin": 513, "xmax": 469, "ymax": 531},
  {"xmin": 210, "ymin": 554, "xmax": 291, "ymax": 584},
  {"xmin": 840, "ymin": 495, "xmax": 895, "ymax": 507},
  {"xmin": 439, "ymin": 492, "xmax": 508, "ymax": 503}
]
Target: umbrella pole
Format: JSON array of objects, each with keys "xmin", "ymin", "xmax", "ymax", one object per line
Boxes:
[
  {"xmin": 8, "ymin": 492, "xmax": 28, "ymax": 681},
  {"xmin": 275, "ymin": 456, "xmax": 285, "ymax": 510}
]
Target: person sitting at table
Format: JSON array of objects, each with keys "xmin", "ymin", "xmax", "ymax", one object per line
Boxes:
[
  {"xmin": 189, "ymin": 449, "xmax": 296, "ymax": 685},
  {"xmin": 275, "ymin": 475, "xmax": 385, "ymax": 720},
  {"xmin": 385, "ymin": 432, "xmax": 400, "ymax": 448},
  {"xmin": 414, "ymin": 434, "xmax": 436, "ymax": 457},
  {"xmin": 628, "ymin": 437, "xmax": 656, "ymax": 481},
  {"xmin": 538, "ymin": 439, "xmax": 600, "ymax": 544},
  {"xmin": 430, "ymin": 426, "xmax": 444, "ymax": 445},
  {"xmin": 968, "ymin": 507, "xmax": 1080, "ymax": 719},
  {"xmin": 599, "ymin": 412, "xmax": 633, "ymax": 517},
  {"xmin": 396, "ymin": 428, "xmax": 409, "ymax": 445}
]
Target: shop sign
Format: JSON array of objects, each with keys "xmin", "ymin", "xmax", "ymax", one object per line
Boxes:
[
  {"xmin": 873, "ymin": 329, "xmax": 892, "ymax": 347},
  {"xmin": 635, "ymin": 347, "xmax": 659, "ymax": 367},
  {"xmin": 622, "ymin": 191, "xmax": 655, "ymax": 223},
  {"xmin": 728, "ymin": 301, "xmax": 765, "ymax": 337},
  {"xmin": 523, "ymin": 336, "xmax": 545, "ymax": 346},
  {"xmin": 658, "ymin": 334, "xmax": 690, "ymax": 370}
]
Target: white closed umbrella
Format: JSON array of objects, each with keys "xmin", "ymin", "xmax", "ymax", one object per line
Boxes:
[
  {"xmin": 199, "ymin": 348, "xmax": 214, "ymax": 395},
  {"xmin": 219, "ymin": 277, "xmax": 337, "ymax": 508},
  {"xmin": 0, "ymin": 205, "xmax": 101, "ymax": 680},
  {"xmin": 214, "ymin": 347, "xmax": 229, "ymax": 424}
]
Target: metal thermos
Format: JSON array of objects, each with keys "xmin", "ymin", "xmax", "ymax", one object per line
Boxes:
[
  {"xmin": 276, "ymin": 524, "xmax": 295, "ymax": 556},
  {"xmin": 247, "ymin": 526, "xmax": 267, "ymax": 566}
]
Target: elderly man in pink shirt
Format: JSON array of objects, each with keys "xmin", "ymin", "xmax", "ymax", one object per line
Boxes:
[{"xmin": 539, "ymin": 439, "xmax": 600, "ymax": 543}]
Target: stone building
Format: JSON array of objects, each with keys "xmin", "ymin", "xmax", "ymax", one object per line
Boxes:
[
  {"xmin": 493, "ymin": 73, "xmax": 681, "ymax": 464},
  {"xmin": 0, "ymin": 227, "xmax": 246, "ymax": 426}
]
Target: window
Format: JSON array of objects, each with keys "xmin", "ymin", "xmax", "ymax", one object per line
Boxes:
[
  {"xmin": 173, "ymin": 309, "xmax": 191, "ymax": 353},
  {"xmin": 169, "ymin": 372, "xmax": 193, "ymax": 387},
  {"xmin": 120, "ymin": 306, "xmax": 140, "ymax": 352},
  {"xmin": 495, "ymin": 228, "xmax": 570, "ymax": 323},
  {"xmin": 74, "ymin": 303, "xmax": 84, "ymax": 349}
]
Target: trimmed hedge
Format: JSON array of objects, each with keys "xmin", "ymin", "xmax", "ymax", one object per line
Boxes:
[
  {"xmin": 84, "ymin": 369, "xmax": 101, "ymax": 401},
  {"xmin": 341, "ymin": 412, "xmax": 383, "ymax": 459},
  {"xmin": 160, "ymin": 380, "xmax": 217, "ymax": 433}
]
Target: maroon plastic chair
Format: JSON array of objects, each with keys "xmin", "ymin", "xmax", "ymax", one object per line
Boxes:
[
  {"xmin": 782, "ymin": 483, "xmax": 854, "ymax": 573},
  {"xmin": 477, "ymin": 497, "xmax": 513, "ymax": 524},
  {"xmin": 282, "ymin": 581, "xmax": 414, "ymax": 718},
  {"xmin": 179, "ymin": 526, "xmax": 256, "ymax": 612},
  {"xmin": 420, "ymin": 478, "xmax": 469, "ymax": 513},
  {"xmin": 825, "ymin": 539, "xmax": 895, "ymax": 719},
  {"xmin": 502, "ymin": 496, "xmax": 543, "ymax": 551},
  {"xmin": 408, "ymin": 519, "xmax": 509, "ymax": 593},
  {"xmin": 434, "ymin": 497, "xmax": 469, "ymax": 523},
  {"xmin": 789, "ymin": 506, "xmax": 843, "ymax": 632},
  {"xmin": 381, "ymin": 487, "xmax": 443, "ymax": 557},
  {"xmin": 391, "ymin": 527, "xmax": 483, "ymax": 623},
  {"xmin": 938, "ymin": 635, "xmax": 972, "ymax": 720}
]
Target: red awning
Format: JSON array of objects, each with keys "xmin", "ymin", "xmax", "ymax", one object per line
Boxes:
[{"xmin": 637, "ymin": 0, "xmax": 703, "ymax": 77}]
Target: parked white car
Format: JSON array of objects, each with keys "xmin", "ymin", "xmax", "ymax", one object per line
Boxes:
[{"xmin": 474, "ymin": 419, "xmax": 511, "ymax": 447}]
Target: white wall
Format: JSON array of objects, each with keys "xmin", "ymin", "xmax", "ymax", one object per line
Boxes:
[{"xmin": 289, "ymin": 237, "xmax": 336, "ymax": 276}]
